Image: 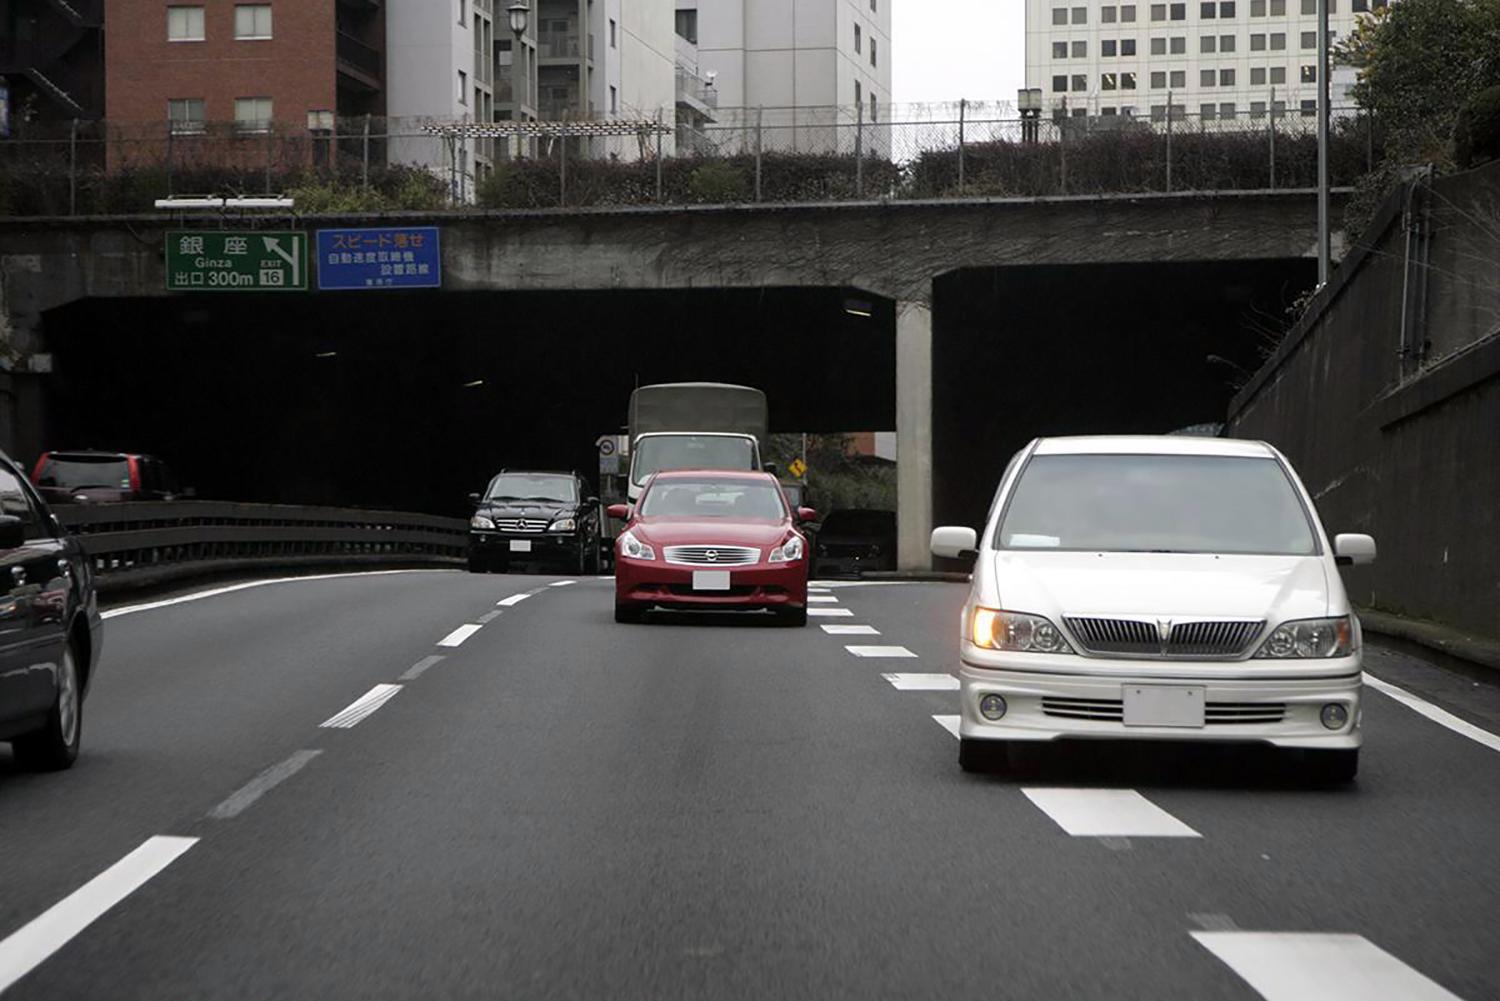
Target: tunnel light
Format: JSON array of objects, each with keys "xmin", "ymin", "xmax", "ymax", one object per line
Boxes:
[
  {"xmin": 463, "ymin": 379, "xmax": 485, "ymax": 388},
  {"xmin": 844, "ymin": 298, "xmax": 874, "ymax": 318},
  {"xmin": 225, "ymin": 197, "xmax": 295, "ymax": 209},
  {"xmin": 154, "ymin": 197, "xmax": 225, "ymax": 210},
  {"xmin": 315, "ymin": 351, "xmax": 338, "ymax": 358}
]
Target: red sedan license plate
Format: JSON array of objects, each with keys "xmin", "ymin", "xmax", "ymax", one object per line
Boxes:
[{"xmin": 692, "ymin": 570, "xmax": 731, "ymax": 592}]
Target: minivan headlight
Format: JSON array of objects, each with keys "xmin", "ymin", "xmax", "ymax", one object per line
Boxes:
[
  {"xmin": 618, "ymin": 530, "xmax": 655, "ymax": 561},
  {"xmin": 1253, "ymin": 616, "xmax": 1355, "ymax": 659},
  {"xmin": 969, "ymin": 607, "xmax": 1074, "ymax": 654}
]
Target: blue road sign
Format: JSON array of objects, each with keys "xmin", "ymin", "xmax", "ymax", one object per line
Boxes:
[{"xmin": 316, "ymin": 226, "xmax": 441, "ymax": 290}]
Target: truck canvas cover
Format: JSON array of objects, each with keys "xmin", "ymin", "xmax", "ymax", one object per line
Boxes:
[{"xmin": 628, "ymin": 383, "xmax": 768, "ymax": 441}]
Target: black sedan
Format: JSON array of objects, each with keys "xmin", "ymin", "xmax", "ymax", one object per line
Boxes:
[
  {"xmin": 0, "ymin": 450, "xmax": 103, "ymax": 770},
  {"xmin": 468, "ymin": 471, "xmax": 602, "ymax": 575},
  {"xmin": 813, "ymin": 508, "xmax": 897, "ymax": 578}
]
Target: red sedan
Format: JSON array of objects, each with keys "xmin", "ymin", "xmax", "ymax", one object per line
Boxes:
[{"xmin": 611, "ymin": 470, "xmax": 816, "ymax": 626}]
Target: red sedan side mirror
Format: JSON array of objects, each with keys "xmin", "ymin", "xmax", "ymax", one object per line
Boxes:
[
  {"xmin": 796, "ymin": 507, "xmax": 819, "ymax": 524},
  {"xmin": 606, "ymin": 503, "xmax": 631, "ymax": 520}
]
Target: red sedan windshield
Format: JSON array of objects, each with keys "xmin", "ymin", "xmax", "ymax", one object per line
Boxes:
[{"xmin": 639, "ymin": 479, "xmax": 786, "ymax": 519}]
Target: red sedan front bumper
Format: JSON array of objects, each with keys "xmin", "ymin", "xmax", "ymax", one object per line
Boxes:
[{"xmin": 615, "ymin": 556, "xmax": 809, "ymax": 610}]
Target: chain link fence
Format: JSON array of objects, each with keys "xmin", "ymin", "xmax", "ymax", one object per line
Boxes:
[{"xmin": 0, "ymin": 104, "xmax": 1378, "ymax": 216}]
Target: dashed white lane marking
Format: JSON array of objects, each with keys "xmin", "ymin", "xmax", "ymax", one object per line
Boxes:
[
  {"xmin": 1021, "ymin": 788, "xmax": 1201, "ymax": 838},
  {"xmin": 808, "ymin": 607, "xmax": 854, "ymax": 617},
  {"xmin": 1364, "ymin": 672, "xmax": 1500, "ymax": 754},
  {"xmin": 475, "ymin": 610, "xmax": 503, "ymax": 625},
  {"xmin": 821, "ymin": 624, "xmax": 881, "ymax": 635},
  {"xmin": 208, "ymin": 750, "xmax": 322, "ymax": 820},
  {"xmin": 1191, "ymin": 931, "xmax": 1466, "ymax": 1001},
  {"xmin": 807, "ymin": 595, "xmax": 839, "ymax": 603},
  {"xmin": 437, "ymin": 624, "xmax": 483, "ymax": 648},
  {"xmin": 549, "ymin": 580, "xmax": 577, "ymax": 587},
  {"xmin": 933, "ymin": 715, "xmax": 961, "ymax": 738},
  {"xmin": 497, "ymin": 593, "xmax": 532, "ymax": 607},
  {"xmin": 808, "ymin": 586, "xmax": 832, "ymax": 593},
  {"xmin": 320, "ymin": 684, "xmax": 402, "ymax": 729},
  {"xmin": 399, "ymin": 654, "xmax": 446, "ymax": 681},
  {"xmin": 0, "ymin": 835, "xmax": 199, "ymax": 993},
  {"xmin": 846, "ymin": 645, "xmax": 918, "ymax": 658},
  {"xmin": 102, "ymin": 569, "xmax": 454, "ymax": 619},
  {"xmin": 883, "ymin": 673, "xmax": 959, "ymax": 691}
]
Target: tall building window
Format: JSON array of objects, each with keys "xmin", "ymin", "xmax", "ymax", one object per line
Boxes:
[
  {"xmin": 675, "ymin": 10, "xmax": 698, "ymax": 43},
  {"xmin": 1201, "ymin": 1, "xmax": 1216, "ymax": 16},
  {"xmin": 854, "ymin": 23, "xmax": 861, "ymax": 53},
  {"xmin": 1251, "ymin": 0, "xmax": 1266, "ymax": 12},
  {"xmin": 1151, "ymin": 70, "xmax": 1167, "ymax": 88},
  {"xmin": 855, "ymin": 80, "xmax": 862, "ymax": 108},
  {"xmin": 1072, "ymin": 40, "xmax": 1087, "ymax": 57},
  {"xmin": 1270, "ymin": 31, "xmax": 1286, "ymax": 48},
  {"xmin": 1220, "ymin": 1, "xmax": 1237, "ymax": 17},
  {"xmin": 1121, "ymin": 4, "xmax": 1137, "ymax": 20},
  {"xmin": 1170, "ymin": 2, "xmax": 1186, "ymax": 18},
  {"xmin": 870, "ymin": 92, "xmax": 878, "ymax": 121},
  {"xmin": 234, "ymin": 5, "xmax": 272, "ymax": 40},
  {"xmin": 1053, "ymin": 7, "xmax": 1069, "ymax": 25},
  {"xmin": 1201, "ymin": 103, "xmax": 1217, "ymax": 119},
  {"xmin": 609, "ymin": 85, "xmax": 617, "ymax": 113},
  {"xmin": 1220, "ymin": 68, "xmax": 1235, "ymax": 84},
  {"xmin": 1072, "ymin": 74, "xmax": 1087, "ymax": 91},
  {"xmin": 1102, "ymin": 5, "xmax": 1118, "ymax": 21},
  {"xmin": 871, "ymin": 37, "xmax": 877, "ymax": 66},
  {"xmin": 167, "ymin": 6, "xmax": 205, "ymax": 41},
  {"xmin": 1202, "ymin": 35, "xmax": 1217, "ymax": 51},
  {"xmin": 1301, "ymin": 64, "xmax": 1316, "ymax": 82},
  {"xmin": 458, "ymin": 0, "xmax": 466, "ymax": 25},
  {"xmin": 1053, "ymin": 74, "xmax": 1069, "ymax": 92},
  {"xmin": 1151, "ymin": 2, "xmax": 1167, "ymax": 18},
  {"xmin": 1053, "ymin": 41, "xmax": 1068, "ymax": 58},
  {"xmin": 1103, "ymin": 73, "xmax": 1119, "ymax": 90},
  {"xmin": 1073, "ymin": 6, "xmax": 1088, "ymax": 22},
  {"xmin": 234, "ymin": 97, "xmax": 272, "ymax": 132},
  {"xmin": 1270, "ymin": 65, "xmax": 1286, "ymax": 83},
  {"xmin": 1220, "ymin": 34, "xmax": 1236, "ymax": 50},
  {"xmin": 1122, "ymin": 39, "xmax": 1137, "ymax": 54},
  {"xmin": 167, "ymin": 98, "xmax": 205, "ymax": 134},
  {"xmin": 1270, "ymin": 0, "xmax": 1285, "ymax": 13},
  {"xmin": 1151, "ymin": 36, "xmax": 1166, "ymax": 54},
  {"xmin": 1122, "ymin": 71, "xmax": 1137, "ymax": 88},
  {"xmin": 1103, "ymin": 39, "xmax": 1118, "ymax": 56},
  {"xmin": 1170, "ymin": 36, "xmax": 1185, "ymax": 53},
  {"xmin": 1201, "ymin": 69, "xmax": 1217, "ymax": 86},
  {"xmin": 1170, "ymin": 69, "xmax": 1186, "ymax": 87},
  {"xmin": 609, "ymin": 18, "xmax": 616, "ymax": 47},
  {"xmin": 1251, "ymin": 32, "xmax": 1266, "ymax": 48},
  {"xmin": 1220, "ymin": 101, "xmax": 1236, "ymax": 116},
  {"xmin": 458, "ymin": 69, "xmax": 468, "ymax": 104},
  {"xmin": 1251, "ymin": 66, "xmax": 1266, "ymax": 83}
]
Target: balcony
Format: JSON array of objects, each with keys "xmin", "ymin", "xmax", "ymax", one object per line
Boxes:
[
  {"xmin": 675, "ymin": 66, "xmax": 718, "ymax": 116},
  {"xmin": 538, "ymin": 26, "xmax": 580, "ymax": 60},
  {"xmin": 336, "ymin": 30, "xmax": 382, "ymax": 90}
]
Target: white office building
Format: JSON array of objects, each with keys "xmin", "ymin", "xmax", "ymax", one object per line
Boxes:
[
  {"xmin": 676, "ymin": 0, "xmax": 892, "ymax": 151},
  {"xmin": 1024, "ymin": 0, "xmax": 1374, "ymax": 123}
]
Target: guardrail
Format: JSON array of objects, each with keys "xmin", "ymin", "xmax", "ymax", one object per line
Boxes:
[{"xmin": 54, "ymin": 501, "xmax": 468, "ymax": 593}]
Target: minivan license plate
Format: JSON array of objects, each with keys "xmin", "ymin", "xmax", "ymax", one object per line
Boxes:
[
  {"xmin": 1123, "ymin": 685, "xmax": 1205, "ymax": 728},
  {"xmin": 509, "ymin": 540, "xmax": 532, "ymax": 553},
  {"xmin": 693, "ymin": 570, "xmax": 731, "ymax": 592}
]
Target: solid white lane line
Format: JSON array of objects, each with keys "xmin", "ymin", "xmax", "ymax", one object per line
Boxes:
[
  {"xmin": 933, "ymin": 715, "xmax": 961, "ymax": 738},
  {"xmin": 883, "ymin": 673, "xmax": 959, "ymax": 691},
  {"xmin": 208, "ymin": 750, "xmax": 322, "ymax": 820},
  {"xmin": 320, "ymin": 684, "xmax": 402, "ymax": 729},
  {"xmin": 497, "ymin": 593, "xmax": 532, "ymax": 607},
  {"xmin": 808, "ymin": 607, "xmax": 854, "ymax": 617},
  {"xmin": 1364, "ymin": 672, "xmax": 1500, "ymax": 754},
  {"xmin": 0, "ymin": 836, "xmax": 198, "ymax": 993},
  {"xmin": 398, "ymin": 654, "xmax": 446, "ymax": 682},
  {"xmin": 102, "ymin": 569, "xmax": 454, "ymax": 619},
  {"xmin": 846, "ymin": 645, "xmax": 918, "ymax": 658},
  {"xmin": 1191, "ymin": 932, "xmax": 1466, "ymax": 1001},
  {"xmin": 1021, "ymin": 788, "xmax": 1201, "ymax": 838},
  {"xmin": 549, "ymin": 580, "xmax": 577, "ymax": 587},
  {"xmin": 437, "ymin": 624, "xmax": 483, "ymax": 648},
  {"xmin": 807, "ymin": 595, "xmax": 839, "ymax": 603},
  {"xmin": 821, "ymin": 624, "xmax": 881, "ymax": 635}
]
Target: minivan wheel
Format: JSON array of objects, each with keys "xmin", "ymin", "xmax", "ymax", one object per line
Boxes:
[
  {"xmin": 13, "ymin": 645, "xmax": 83, "ymax": 771},
  {"xmin": 958, "ymin": 738, "xmax": 1010, "ymax": 774},
  {"xmin": 1304, "ymin": 748, "xmax": 1359, "ymax": 785}
]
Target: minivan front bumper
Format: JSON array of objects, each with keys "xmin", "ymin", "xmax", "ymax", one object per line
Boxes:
[{"xmin": 957, "ymin": 655, "xmax": 1362, "ymax": 750}]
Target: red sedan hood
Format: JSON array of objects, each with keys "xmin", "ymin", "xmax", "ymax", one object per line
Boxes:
[{"xmin": 633, "ymin": 517, "xmax": 791, "ymax": 547}]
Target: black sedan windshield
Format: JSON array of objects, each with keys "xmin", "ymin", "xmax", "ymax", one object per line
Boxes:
[{"xmin": 486, "ymin": 474, "xmax": 577, "ymax": 503}]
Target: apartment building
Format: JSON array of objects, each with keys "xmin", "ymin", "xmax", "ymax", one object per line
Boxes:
[
  {"xmin": 105, "ymin": 0, "xmax": 383, "ymax": 133},
  {"xmin": 0, "ymin": 0, "xmax": 105, "ymax": 125},
  {"xmin": 676, "ymin": 0, "xmax": 892, "ymax": 149},
  {"xmin": 1024, "ymin": 0, "xmax": 1376, "ymax": 123}
]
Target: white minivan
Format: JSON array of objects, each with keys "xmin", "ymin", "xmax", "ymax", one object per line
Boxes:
[{"xmin": 931, "ymin": 436, "xmax": 1377, "ymax": 782}]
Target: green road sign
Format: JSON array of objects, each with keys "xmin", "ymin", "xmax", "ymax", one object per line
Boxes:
[{"xmin": 166, "ymin": 231, "xmax": 308, "ymax": 292}]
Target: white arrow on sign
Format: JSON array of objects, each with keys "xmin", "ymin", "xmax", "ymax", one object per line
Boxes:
[{"xmin": 262, "ymin": 236, "xmax": 301, "ymax": 288}]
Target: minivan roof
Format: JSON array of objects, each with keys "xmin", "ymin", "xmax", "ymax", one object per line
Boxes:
[{"xmin": 1032, "ymin": 436, "xmax": 1274, "ymax": 458}]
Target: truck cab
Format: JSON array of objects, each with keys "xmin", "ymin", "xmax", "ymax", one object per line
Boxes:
[{"xmin": 625, "ymin": 384, "xmax": 769, "ymax": 503}]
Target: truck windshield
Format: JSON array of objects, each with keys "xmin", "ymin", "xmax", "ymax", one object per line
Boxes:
[
  {"xmin": 631, "ymin": 436, "xmax": 757, "ymax": 485},
  {"xmin": 486, "ymin": 474, "xmax": 577, "ymax": 503},
  {"xmin": 36, "ymin": 456, "xmax": 132, "ymax": 490},
  {"xmin": 995, "ymin": 454, "xmax": 1318, "ymax": 555}
]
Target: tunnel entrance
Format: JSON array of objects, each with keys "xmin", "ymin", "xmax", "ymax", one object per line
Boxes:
[
  {"xmin": 933, "ymin": 258, "xmax": 1316, "ymax": 533},
  {"xmin": 40, "ymin": 287, "xmax": 898, "ymax": 516}
]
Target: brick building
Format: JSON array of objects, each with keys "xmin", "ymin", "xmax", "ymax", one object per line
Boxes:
[{"xmin": 105, "ymin": 0, "xmax": 383, "ymax": 134}]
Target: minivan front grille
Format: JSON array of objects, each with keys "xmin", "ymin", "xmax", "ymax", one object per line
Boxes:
[
  {"xmin": 1040, "ymin": 697, "xmax": 1287, "ymax": 725},
  {"xmin": 663, "ymin": 545, "xmax": 761, "ymax": 566},
  {"xmin": 1063, "ymin": 618, "xmax": 1264, "ymax": 658}
]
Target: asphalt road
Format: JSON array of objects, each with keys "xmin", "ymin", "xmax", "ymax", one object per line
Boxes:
[{"xmin": 1, "ymin": 570, "xmax": 1498, "ymax": 1000}]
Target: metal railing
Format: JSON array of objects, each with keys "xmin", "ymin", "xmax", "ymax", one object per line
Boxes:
[
  {"xmin": 56, "ymin": 501, "xmax": 467, "ymax": 590},
  {"xmin": 0, "ymin": 102, "xmax": 1378, "ymax": 215}
]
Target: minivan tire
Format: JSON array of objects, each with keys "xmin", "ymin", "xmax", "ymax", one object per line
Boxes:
[
  {"xmin": 958, "ymin": 738, "xmax": 1010, "ymax": 774},
  {"xmin": 13, "ymin": 644, "xmax": 82, "ymax": 772}
]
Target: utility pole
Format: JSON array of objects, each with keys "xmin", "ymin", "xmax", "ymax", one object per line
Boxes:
[{"xmin": 1317, "ymin": 0, "xmax": 1331, "ymax": 285}]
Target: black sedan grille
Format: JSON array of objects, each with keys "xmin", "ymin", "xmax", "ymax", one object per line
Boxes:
[{"xmin": 495, "ymin": 518, "xmax": 548, "ymax": 533}]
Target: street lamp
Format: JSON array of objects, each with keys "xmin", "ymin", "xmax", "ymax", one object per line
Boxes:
[
  {"xmin": 507, "ymin": 2, "xmax": 529, "ymax": 38},
  {"xmin": 1017, "ymin": 87, "xmax": 1043, "ymax": 144}
]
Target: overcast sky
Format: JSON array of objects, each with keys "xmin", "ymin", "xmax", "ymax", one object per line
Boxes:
[{"xmin": 893, "ymin": 1, "xmax": 1026, "ymax": 107}]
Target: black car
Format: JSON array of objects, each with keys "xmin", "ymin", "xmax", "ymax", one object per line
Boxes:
[
  {"xmin": 813, "ymin": 508, "xmax": 897, "ymax": 578},
  {"xmin": 469, "ymin": 471, "xmax": 603, "ymax": 575},
  {"xmin": 32, "ymin": 450, "xmax": 186, "ymax": 505},
  {"xmin": 0, "ymin": 450, "xmax": 103, "ymax": 771}
]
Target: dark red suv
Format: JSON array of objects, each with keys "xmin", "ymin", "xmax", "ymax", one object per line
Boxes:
[{"xmin": 31, "ymin": 451, "xmax": 186, "ymax": 505}]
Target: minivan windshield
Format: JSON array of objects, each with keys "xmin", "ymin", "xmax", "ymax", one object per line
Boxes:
[
  {"xmin": 37, "ymin": 456, "xmax": 131, "ymax": 490},
  {"xmin": 995, "ymin": 453, "xmax": 1318, "ymax": 555},
  {"xmin": 631, "ymin": 435, "xmax": 757, "ymax": 485},
  {"xmin": 640, "ymin": 479, "xmax": 786, "ymax": 519},
  {"xmin": 486, "ymin": 473, "xmax": 577, "ymax": 504}
]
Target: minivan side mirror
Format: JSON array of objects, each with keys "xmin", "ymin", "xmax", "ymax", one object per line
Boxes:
[
  {"xmin": 606, "ymin": 503, "xmax": 631, "ymax": 520},
  {"xmin": 931, "ymin": 526, "xmax": 978, "ymax": 561},
  {"xmin": 1333, "ymin": 533, "xmax": 1377, "ymax": 567},
  {"xmin": 0, "ymin": 515, "xmax": 25, "ymax": 550}
]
